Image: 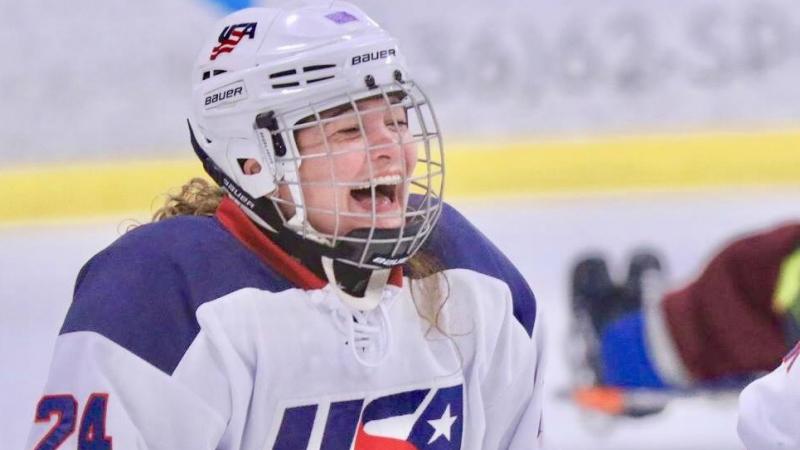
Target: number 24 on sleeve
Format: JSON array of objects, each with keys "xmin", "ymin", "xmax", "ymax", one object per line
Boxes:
[{"xmin": 34, "ymin": 393, "xmax": 111, "ymax": 450}]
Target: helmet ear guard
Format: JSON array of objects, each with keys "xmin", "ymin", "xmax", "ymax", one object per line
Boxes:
[
  {"xmin": 186, "ymin": 120, "xmax": 276, "ymax": 231},
  {"xmin": 226, "ymin": 137, "xmax": 277, "ymax": 198}
]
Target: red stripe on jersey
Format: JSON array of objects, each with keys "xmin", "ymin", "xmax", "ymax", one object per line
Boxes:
[
  {"xmin": 389, "ymin": 265, "xmax": 403, "ymax": 287},
  {"xmin": 354, "ymin": 423, "xmax": 418, "ymax": 450},
  {"xmin": 215, "ymin": 197, "xmax": 327, "ymax": 290}
]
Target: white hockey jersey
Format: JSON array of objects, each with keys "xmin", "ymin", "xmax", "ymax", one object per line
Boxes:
[
  {"xmin": 27, "ymin": 198, "xmax": 543, "ymax": 450},
  {"xmin": 738, "ymin": 341, "xmax": 800, "ymax": 450}
]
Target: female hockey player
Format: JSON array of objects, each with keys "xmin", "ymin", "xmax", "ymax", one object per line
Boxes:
[{"xmin": 27, "ymin": 2, "xmax": 543, "ymax": 450}]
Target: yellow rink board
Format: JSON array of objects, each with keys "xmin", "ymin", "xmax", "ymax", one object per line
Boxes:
[{"xmin": 3, "ymin": 129, "xmax": 799, "ymax": 223}]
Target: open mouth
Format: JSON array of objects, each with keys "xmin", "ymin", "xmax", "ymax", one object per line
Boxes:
[{"xmin": 349, "ymin": 174, "xmax": 402, "ymax": 213}]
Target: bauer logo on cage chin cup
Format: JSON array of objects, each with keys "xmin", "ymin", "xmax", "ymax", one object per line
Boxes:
[
  {"xmin": 337, "ymin": 225, "xmax": 424, "ymax": 268},
  {"xmin": 371, "ymin": 255, "xmax": 410, "ymax": 267}
]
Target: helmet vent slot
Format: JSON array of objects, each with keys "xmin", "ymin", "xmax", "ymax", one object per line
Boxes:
[
  {"xmin": 307, "ymin": 75, "xmax": 335, "ymax": 84},
  {"xmin": 268, "ymin": 64, "xmax": 337, "ymax": 89},
  {"xmin": 272, "ymin": 82, "xmax": 301, "ymax": 89},
  {"xmin": 202, "ymin": 69, "xmax": 228, "ymax": 80},
  {"xmin": 303, "ymin": 64, "xmax": 336, "ymax": 72},
  {"xmin": 269, "ymin": 69, "xmax": 297, "ymax": 79}
]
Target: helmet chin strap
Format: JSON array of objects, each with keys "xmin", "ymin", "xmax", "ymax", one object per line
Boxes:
[{"xmin": 321, "ymin": 256, "xmax": 390, "ymax": 311}]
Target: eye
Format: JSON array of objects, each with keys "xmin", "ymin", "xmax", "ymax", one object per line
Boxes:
[
  {"xmin": 385, "ymin": 106, "xmax": 409, "ymax": 131},
  {"xmin": 336, "ymin": 126, "xmax": 361, "ymax": 137},
  {"xmin": 328, "ymin": 125, "xmax": 362, "ymax": 142},
  {"xmin": 325, "ymin": 116, "xmax": 362, "ymax": 139},
  {"xmin": 386, "ymin": 119, "xmax": 408, "ymax": 132}
]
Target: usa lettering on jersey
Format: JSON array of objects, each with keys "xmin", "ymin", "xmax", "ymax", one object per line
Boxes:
[{"xmin": 267, "ymin": 383, "xmax": 463, "ymax": 449}]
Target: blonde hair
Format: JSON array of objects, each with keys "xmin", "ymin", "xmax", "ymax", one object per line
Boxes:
[
  {"xmin": 153, "ymin": 178, "xmax": 224, "ymax": 221},
  {"xmin": 154, "ymin": 178, "xmax": 448, "ymax": 329}
]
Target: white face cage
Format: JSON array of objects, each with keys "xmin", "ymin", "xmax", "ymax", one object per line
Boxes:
[{"xmin": 255, "ymin": 80, "xmax": 444, "ymax": 270}]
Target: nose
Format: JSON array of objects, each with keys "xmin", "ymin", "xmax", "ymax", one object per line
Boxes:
[{"xmin": 363, "ymin": 113, "xmax": 405, "ymax": 163}]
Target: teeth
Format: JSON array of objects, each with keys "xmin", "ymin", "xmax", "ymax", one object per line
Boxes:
[{"xmin": 352, "ymin": 174, "xmax": 402, "ymax": 190}]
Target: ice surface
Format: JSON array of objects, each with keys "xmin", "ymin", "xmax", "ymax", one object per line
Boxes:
[{"xmin": 3, "ymin": 188, "xmax": 797, "ymax": 449}]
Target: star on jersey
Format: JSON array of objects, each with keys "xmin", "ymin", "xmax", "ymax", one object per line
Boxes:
[{"xmin": 427, "ymin": 404, "xmax": 458, "ymax": 444}]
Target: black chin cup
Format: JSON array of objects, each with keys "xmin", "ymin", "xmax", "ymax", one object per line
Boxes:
[
  {"xmin": 333, "ymin": 223, "xmax": 424, "ymax": 268},
  {"xmin": 271, "ymin": 219, "xmax": 424, "ymax": 270}
]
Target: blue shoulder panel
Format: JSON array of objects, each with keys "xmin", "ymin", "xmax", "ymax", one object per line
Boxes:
[
  {"xmin": 419, "ymin": 203, "xmax": 537, "ymax": 337},
  {"xmin": 62, "ymin": 216, "xmax": 293, "ymax": 375}
]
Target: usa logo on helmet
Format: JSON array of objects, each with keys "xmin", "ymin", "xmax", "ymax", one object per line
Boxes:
[
  {"xmin": 268, "ymin": 383, "xmax": 463, "ymax": 449},
  {"xmin": 210, "ymin": 22, "xmax": 257, "ymax": 60}
]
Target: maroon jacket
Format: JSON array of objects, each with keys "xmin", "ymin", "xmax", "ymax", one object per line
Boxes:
[{"xmin": 664, "ymin": 223, "xmax": 800, "ymax": 381}]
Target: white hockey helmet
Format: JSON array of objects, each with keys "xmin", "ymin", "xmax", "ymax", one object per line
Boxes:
[{"xmin": 189, "ymin": 1, "xmax": 444, "ymax": 269}]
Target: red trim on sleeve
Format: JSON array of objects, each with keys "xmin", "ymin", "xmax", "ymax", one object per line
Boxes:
[{"xmin": 215, "ymin": 197, "xmax": 327, "ymax": 290}]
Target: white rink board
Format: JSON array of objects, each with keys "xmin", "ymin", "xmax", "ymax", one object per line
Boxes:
[
  {"xmin": 3, "ymin": 0, "xmax": 800, "ymax": 163},
  {"xmin": 3, "ymin": 188, "xmax": 798, "ymax": 449}
]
